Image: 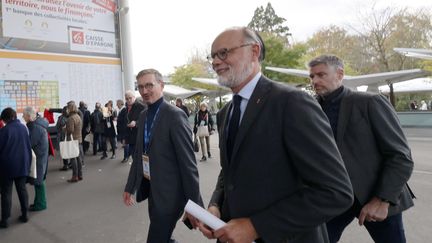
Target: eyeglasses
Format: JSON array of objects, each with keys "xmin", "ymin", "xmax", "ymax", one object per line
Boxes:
[
  {"xmin": 137, "ymin": 82, "xmax": 157, "ymax": 90},
  {"xmin": 207, "ymin": 43, "xmax": 255, "ymax": 63}
]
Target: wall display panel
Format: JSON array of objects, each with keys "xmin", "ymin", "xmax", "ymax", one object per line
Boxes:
[{"xmin": 0, "ymin": 50, "xmax": 122, "ymax": 112}]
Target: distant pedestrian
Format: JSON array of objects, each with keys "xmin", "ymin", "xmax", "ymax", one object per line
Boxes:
[
  {"xmin": 124, "ymin": 90, "xmax": 145, "ymax": 161},
  {"xmin": 23, "ymin": 106, "xmax": 49, "ymax": 212},
  {"xmin": 176, "ymin": 97, "xmax": 190, "ymax": 117},
  {"xmin": 66, "ymin": 101, "xmax": 83, "ymax": 183},
  {"xmin": 193, "ymin": 102, "xmax": 214, "ymax": 161},
  {"xmin": 116, "ymin": 99, "xmax": 129, "ymax": 163},
  {"xmin": 56, "ymin": 106, "xmax": 69, "ymax": 171}
]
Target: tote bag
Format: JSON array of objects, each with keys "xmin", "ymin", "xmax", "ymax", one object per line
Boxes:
[
  {"xmin": 197, "ymin": 125, "xmax": 209, "ymax": 137},
  {"xmin": 60, "ymin": 134, "xmax": 80, "ymax": 159},
  {"xmin": 29, "ymin": 149, "xmax": 37, "ymax": 179}
]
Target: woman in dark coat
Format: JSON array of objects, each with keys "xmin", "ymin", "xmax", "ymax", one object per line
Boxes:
[
  {"xmin": 101, "ymin": 103, "xmax": 117, "ymax": 160},
  {"xmin": 0, "ymin": 108, "xmax": 31, "ymax": 227},
  {"xmin": 193, "ymin": 102, "xmax": 215, "ymax": 161},
  {"xmin": 23, "ymin": 106, "xmax": 49, "ymax": 212},
  {"xmin": 56, "ymin": 106, "xmax": 69, "ymax": 171}
]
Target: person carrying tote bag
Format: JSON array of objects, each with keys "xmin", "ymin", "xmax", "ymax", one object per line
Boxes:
[
  {"xmin": 193, "ymin": 102, "xmax": 214, "ymax": 162},
  {"xmin": 60, "ymin": 135, "xmax": 80, "ymax": 159},
  {"xmin": 65, "ymin": 101, "xmax": 83, "ymax": 183}
]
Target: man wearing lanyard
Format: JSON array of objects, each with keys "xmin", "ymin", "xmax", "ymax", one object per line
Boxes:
[{"xmin": 123, "ymin": 68, "xmax": 203, "ymax": 243}]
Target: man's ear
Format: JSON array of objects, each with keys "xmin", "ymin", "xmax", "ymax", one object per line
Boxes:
[
  {"xmin": 337, "ymin": 68, "xmax": 344, "ymax": 81},
  {"xmin": 252, "ymin": 44, "xmax": 261, "ymax": 61}
]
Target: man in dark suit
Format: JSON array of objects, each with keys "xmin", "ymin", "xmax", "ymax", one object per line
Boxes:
[
  {"xmin": 123, "ymin": 68, "xmax": 203, "ymax": 243},
  {"xmin": 198, "ymin": 27, "xmax": 354, "ymax": 243},
  {"xmin": 308, "ymin": 55, "xmax": 414, "ymax": 243},
  {"xmin": 124, "ymin": 90, "xmax": 145, "ymax": 162}
]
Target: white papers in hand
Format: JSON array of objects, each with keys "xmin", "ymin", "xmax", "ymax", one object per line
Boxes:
[{"xmin": 184, "ymin": 200, "xmax": 226, "ymax": 230}]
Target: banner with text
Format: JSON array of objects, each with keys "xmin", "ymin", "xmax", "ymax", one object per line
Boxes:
[{"xmin": 1, "ymin": 0, "xmax": 116, "ymax": 43}]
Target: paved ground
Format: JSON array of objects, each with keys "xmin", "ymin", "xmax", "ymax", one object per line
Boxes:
[{"xmin": 0, "ymin": 128, "xmax": 431, "ymax": 243}]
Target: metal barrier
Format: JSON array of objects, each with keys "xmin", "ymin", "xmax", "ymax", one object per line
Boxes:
[{"xmin": 397, "ymin": 111, "xmax": 432, "ymax": 128}]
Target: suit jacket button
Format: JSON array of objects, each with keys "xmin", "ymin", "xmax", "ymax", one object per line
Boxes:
[{"xmin": 228, "ymin": 185, "xmax": 234, "ymax": 191}]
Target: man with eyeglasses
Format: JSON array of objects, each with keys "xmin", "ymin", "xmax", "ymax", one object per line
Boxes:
[
  {"xmin": 123, "ymin": 69, "xmax": 203, "ymax": 243},
  {"xmin": 197, "ymin": 27, "xmax": 354, "ymax": 243}
]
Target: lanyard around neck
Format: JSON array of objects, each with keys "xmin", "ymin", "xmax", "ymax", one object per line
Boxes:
[{"xmin": 144, "ymin": 107, "xmax": 160, "ymax": 154}]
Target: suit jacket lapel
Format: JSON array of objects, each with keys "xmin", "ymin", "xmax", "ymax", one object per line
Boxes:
[
  {"xmin": 336, "ymin": 88, "xmax": 353, "ymax": 144},
  {"xmin": 230, "ymin": 77, "xmax": 271, "ymax": 168},
  {"xmin": 218, "ymin": 104, "xmax": 231, "ymax": 169}
]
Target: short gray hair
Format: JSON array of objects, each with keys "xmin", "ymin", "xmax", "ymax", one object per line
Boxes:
[
  {"xmin": 125, "ymin": 90, "xmax": 135, "ymax": 97},
  {"xmin": 226, "ymin": 26, "xmax": 265, "ymax": 62},
  {"xmin": 308, "ymin": 55, "xmax": 344, "ymax": 70},
  {"xmin": 23, "ymin": 106, "xmax": 37, "ymax": 120},
  {"xmin": 136, "ymin": 68, "xmax": 164, "ymax": 83}
]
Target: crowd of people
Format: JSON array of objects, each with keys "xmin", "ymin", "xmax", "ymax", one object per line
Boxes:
[
  {"xmin": 409, "ymin": 99, "xmax": 432, "ymax": 110},
  {"xmin": 0, "ymin": 26, "xmax": 416, "ymax": 243}
]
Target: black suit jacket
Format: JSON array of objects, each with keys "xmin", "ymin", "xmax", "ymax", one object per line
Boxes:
[
  {"xmin": 125, "ymin": 101, "xmax": 145, "ymax": 145},
  {"xmin": 210, "ymin": 76, "xmax": 353, "ymax": 243},
  {"xmin": 124, "ymin": 100, "xmax": 203, "ymax": 215},
  {"xmin": 334, "ymin": 87, "xmax": 414, "ymax": 215}
]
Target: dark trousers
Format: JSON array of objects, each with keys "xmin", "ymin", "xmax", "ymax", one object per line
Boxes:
[
  {"xmin": 0, "ymin": 176, "xmax": 28, "ymax": 220},
  {"xmin": 147, "ymin": 190, "xmax": 182, "ymax": 243},
  {"xmin": 82, "ymin": 131, "xmax": 90, "ymax": 153},
  {"xmin": 128, "ymin": 144, "xmax": 136, "ymax": 158},
  {"xmin": 123, "ymin": 144, "xmax": 129, "ymax": 160},
  {"xmin": 93, "ymin": 132, "xmax": 103, "ymax": 154},
  {"xmin": 102, "ymin": 136, "xmax": 116, "ymax": 156},
  {"xmin": 327, "ymin": 199, "xmax": 406, "ymax": 243},
  {"xmin": 71, "ymin": 144, "xmax": 83, "ymax": 177}
]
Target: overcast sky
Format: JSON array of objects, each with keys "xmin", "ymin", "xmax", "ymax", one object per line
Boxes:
[{"xmin": 128, "ymin": 0, "xmax": 431, "ymax": 75}]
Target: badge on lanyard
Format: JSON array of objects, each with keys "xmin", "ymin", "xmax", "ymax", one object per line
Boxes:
[{"xmin": 142, "ymin": 154, "xmax": 150, "ymax": 180}]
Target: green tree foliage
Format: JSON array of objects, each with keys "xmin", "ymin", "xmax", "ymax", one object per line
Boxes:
[
  {"xmin": 261, "ymin": 33, "xmax": 307, "ymax": 84},
  {"xmin": 247, "ymin": 3, "xmax": 307, "ymax": 85},
  {"xmin": 352, "ymin": 7, "xmax": 432, "ymax": 106},
  {"xmin": 247, "ymin": 2, "xmax": 291, "ymax": 40},
  {"xmin": 304, "ymin": 25, "xmax": 362, "ymax": 76},
  {"xmin": 305, "ymin": 7, "xmax": 432, "ymax": 106},
  {"xmin": 170, "ymin": 49, "xmax": 215, "ymax": 90}
]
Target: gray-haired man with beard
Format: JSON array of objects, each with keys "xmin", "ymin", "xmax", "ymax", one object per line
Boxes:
[{"xmin": 197, "ymin": 26, "xmax": 354, "ymax": 243}]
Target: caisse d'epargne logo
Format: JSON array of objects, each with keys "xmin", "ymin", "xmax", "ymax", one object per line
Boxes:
[{"xmin": 72, "ymin": 31, "xmax": 84, "ymax": 44}]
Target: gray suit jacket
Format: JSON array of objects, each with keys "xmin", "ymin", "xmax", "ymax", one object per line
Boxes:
[
  {"xmin": 335, "ymin": 87, "xmax": 414, "ymax": 215},
  {"xmin": 124, "ymin": 100, "xmax": 203, "ymax": 215},
  {"xmin": 210, "ymin": 77, "xmax": 354, "ymax": 243}
]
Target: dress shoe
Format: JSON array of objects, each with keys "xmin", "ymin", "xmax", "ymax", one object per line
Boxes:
[
  {"xmin": 200, "ymin": 156, "xmax": 207, "ymax": 162},
  {"xmin": 59, "ymin": 166, "xmax": 68, "ymax": 171},
  {"xmin": 67, "ymin": 176, "xmax": 79, "ymax": 183},
  {"xmin": 18, "ymin": 215, "xmax": 28, "ymax": 223},
  {"xmin": 208, "ymin": 152, "xmax": 212, "ymax": 158},
  {"xmin": 0, "ymin": 220, "xmax": 8, "ymax": 228}
]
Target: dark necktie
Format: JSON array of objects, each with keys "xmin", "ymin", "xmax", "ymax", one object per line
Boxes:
[{"xmin": 227, "ymin": 94, "xmax": 242, "ymax": 161}]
